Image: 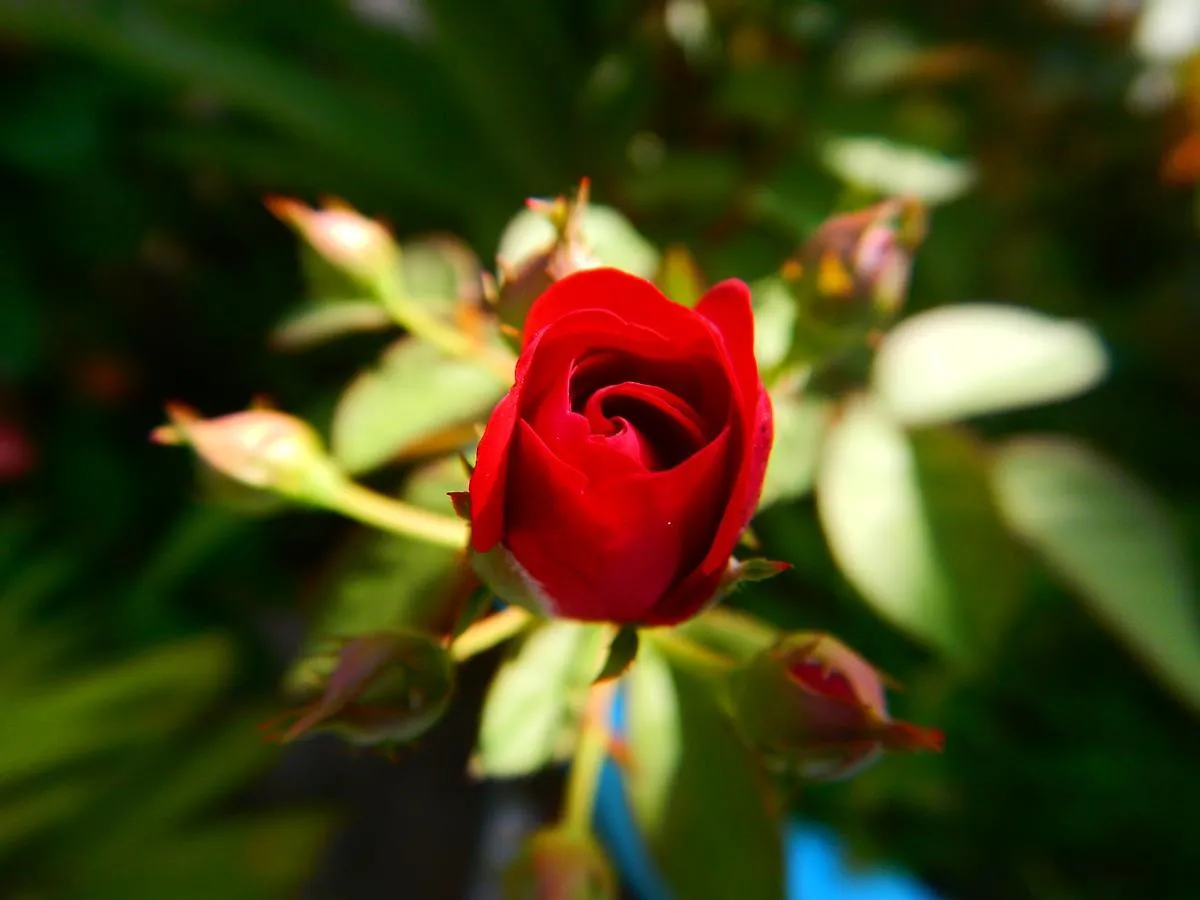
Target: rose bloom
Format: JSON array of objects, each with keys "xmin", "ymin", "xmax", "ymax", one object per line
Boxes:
[{"xmin": 467, "ymin": 267, "xmax": 772, "ymax": 624}]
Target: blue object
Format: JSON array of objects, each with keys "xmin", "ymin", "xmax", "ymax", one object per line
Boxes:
[{"xmin": 597, "ymin": 687, "xmax": 939, "ymax": 900}]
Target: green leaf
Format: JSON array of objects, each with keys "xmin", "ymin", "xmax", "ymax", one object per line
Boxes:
[
  {"xmin": 820, "ymin": 135, "xmax": 977, "ymax": 204},
  {"xmin": 474, "ymin": 621, "xmax": 603, "ymax": 778},
  {"xmin": 271, "ymin": 300, "xmax": 391, "ymax": 351},
  {"xmin": 759, "ymin": 389, "xmax": 830, "ymax": 509},
  {"xmin": 992, "ymin": 438, "xmax": 1200, "ymax": 712},
  {"xmin": 331, "ymin": 337, "xmax": 503, "ymax": 475},
  {"xmin": 297, "ymin": 458, "xmax": 467, "ymax": 646},
  {"xmin": 872, "ymin": 303, "xmax": 1108, "ymax": 426},
  {"xmin": 625, "ymin": 643, "xmax": 784, "ymax": 899},
  {"xmin": 816, "ymin": 396, "xmax": 1022, "ymax": 659},
  {"xmin": 654, "ymin": 244, "xmax": 706, "ymax": 307},
  {"xmin": 751, "ymin": 277, "xmax": 798, "ymax": 374},
  {"xmin": 496, "ymin": 203, "xmax": 660, "ymax": 278},
  {"xmin": 595, "ymin": 627, "xmax": 639, "ymax": 683}
]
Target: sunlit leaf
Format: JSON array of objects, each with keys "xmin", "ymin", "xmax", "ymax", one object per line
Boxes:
[
  {"xmin": 271, "ymin": 300, "xmax": 392, "ymax": 350},
  {"xmin": 992, "ymin": 438, "xmax": 1200, "ymax": 712},
  {"xmin": 625, "ymin": 642, "xmax": 784, "ymax": 899},
  {"xmin": 873, "ymin": 303, "xmax": 1108, "ymax": 426},
  {"xmin": 752, "ymin": 277, "xmax": 798, "ymax": 373},
  {"xmin": 331, "ymin": 337, "xmax": 502, "ymax": 474},
  {"xmin": 820, "ymin": 135, "xmax": 977, "ymax": 204},
  {"xmin": 474, "ymin": 622, "xmax": 603, "ymax": 778},
  {"xmin": 816, "ymin": 396, "xmax": 1022, "ymax": 658},
  {"xmin": 497, "ymin": 203, "xmax": 659, "ymax": 278},
  {"xmin": 759, "ymin": 389, "xmax": 830, "ymax": 509},
  {"xmin": 654, "ymin": 244, "xmax": 706, "ymax": 307}
]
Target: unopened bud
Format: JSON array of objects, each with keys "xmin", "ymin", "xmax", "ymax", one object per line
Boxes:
[
  {"xmin": 730, "ymin": 632, "xmax": 942, "ymax": 781},
  {"xmin": 493, "ymin": 180, "xmax": 602, "ymax": 336},
  {"xmin": 152, "ymin": 404, "xmax": 343, "ymax": 505},
  {"xmin": 272, "ymin": 630, "xmax": 455, "ymax": 746},
  {"xmin": 781, "ymin": 197, "xmax": 927, "ymax": 362},
  {"xmin": 267, "ymin": 196, "xmax": 399, "ymax": 290},
  {"xmin": 503, "ymin": 828, "xmax": 616, "ymax": 900}
]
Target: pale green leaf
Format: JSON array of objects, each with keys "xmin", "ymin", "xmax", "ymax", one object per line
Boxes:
[
  {"xmin": 475, "ymin": 622, "xmax": 603, "ymax": 778},
  {"xmin": 751, "ymin": 277, "xmax": 798, "ymax": 374},
  {"xmin": 873, "ymin": 303, "xmax": 1108, "ymax": 426},
  {"xmin": 759, "ymin": 390, "xmax": 830, "ymax": 509},
  {"xmin": 820, "ymin": 135, "xmax": 977, "ymax": 204},
  {"xmin": 816, "ymin": 396, "xmax": 1021, "ymax": 658},
  {"xmin": 271, "ymin": 300, "xmax": 391, "ymax": 351},
  {"xmin": 626, "ymin": 642, "xmax": 784, "ymax": 899},
  {"xmin": 496, "ymin": 204, "xmax": 659, "ymax": 278},
  {"xmin": 332, "ymin": 338, "xmax": 502, "ymax": 474},
  {"xmin": 992, "ymin": 438, "xmax": 1200, "ymax": 712}
]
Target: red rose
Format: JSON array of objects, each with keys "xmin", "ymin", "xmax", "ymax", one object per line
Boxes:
[{"xmin": 467, "ymin": 267, "xmax": 772, "ymax": 624}]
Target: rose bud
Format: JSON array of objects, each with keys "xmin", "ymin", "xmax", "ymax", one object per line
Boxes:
[
  {"xmin": 266, "ymin": 196, "xmax": 399, "ymax": 291},
  {"xmin": 151, "ymin": 404, "xmax": 343, "ymax": 505},
  {"xmin": 730, "ymin": 632, "xmax": 943, "ymax": 781},
  {"xmin": 782, "ymin": 196, "xmax": 927, "ymax": 360},
  {"xmin": 503, "ymin": 828, "xmax": 616, "ymax": 900},
  {"xmin": 492, "ymin": 181, "xmax": 601, "ymax": 335},
  {"xmin": 270, "ymin": 630, "xmax": 455, "ymax": 746},
  {"xmin": 467, "ymin": 267, "xmax": 772, "ymax": 625}
]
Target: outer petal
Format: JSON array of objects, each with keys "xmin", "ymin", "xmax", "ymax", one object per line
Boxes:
[
  {"xmin": 504, "ymin": 420, "xmax": 732, "ymax": 622},
  {"xmin": 522, "ymin": 268, "xmax": 711, "ymax": 348},
  {"xmin": 693, "ymin": 279, "xmax": 773, "ymax": 574},
  {"xmin": 469, "ymin": 390, "xmax": 520, "ymax": 552}
]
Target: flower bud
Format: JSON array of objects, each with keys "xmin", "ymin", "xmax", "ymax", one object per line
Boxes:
[
  {"xmin": 730, "ymin": 632, "xmax": 942, "ymax": 781},
  {"xmin": 272, "ymin": 630, "xmax": 455, "ymax": 746},
  {"xmin": 492, "ymin": 180, "xmax": 601, "ymax": 336},
  {"xmin": 503, "ymin": 828, "xmax": 616, "ymax": 900},
  {"xmin": 151, "ymin": 403, "xmax": 344, "ymax": 506},
  {"xmin": 266, "ymin": 196, "xmax": 399, "ymax": 291},
  {"xmin": 781, "ymin": 197, "xmax": 927, "ymax": 362}
]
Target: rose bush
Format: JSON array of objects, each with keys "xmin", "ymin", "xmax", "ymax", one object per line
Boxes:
[{"xmin": 467, "ymin": 267, "xmax": 772, "ymax": 624}]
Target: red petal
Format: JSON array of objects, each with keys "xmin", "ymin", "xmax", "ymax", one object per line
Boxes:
[
  {"xmin": 522, "ymin": 268, "xmax": 711, "ymax": 349},
  {"xmin": 504, "ymin": 419, "xmax": 732, "ymax": 622},
  {"xmin": 694, "ymin": 279, "xmax": 772, "ymax": 574}
]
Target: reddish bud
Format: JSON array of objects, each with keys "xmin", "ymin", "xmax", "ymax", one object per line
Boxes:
[
  {"xmin": 266, "ymin": 196, "xmax": 398, "ymax": 288},
  {"xmin": 492, "ymin": 180, "xmax": 602, "ymax": 336},
  {"xmin": 503, "ymin": 828, "xmax": 616, "ymax": 900},
  {"xmin": 152, "ymin": 404, "xmax": 343, "ymax": 504},
  {"xmin": 271, "ymin": 630, "xmax": 455, "ymax": 747},
  {"xmin": 781, "ymin": 197, "xmax": 927, "ymax": 362},
  {"xmin": 731, "ymin": 632, "xmax": 942, "ymax": 781}
]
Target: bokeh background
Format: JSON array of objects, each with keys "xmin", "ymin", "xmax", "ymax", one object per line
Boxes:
[{"xmin": 2, "ymin": 1, "xmax": 1199, "ymax": 898}]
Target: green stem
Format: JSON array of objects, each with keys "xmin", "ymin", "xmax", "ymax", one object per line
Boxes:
[
  {"xmin": 328, "ymin": 480, "xmax": 469, "ymax": 548},
  {"xmin": 372, "ymin": 273, "xmax": 515, "ymax": 383},
  {"xmin": 450, "ymin": 606, "xmax": 534, "ymax": 661},
  {"xmin": 644, "ymin": 627, "xmax": 736, "ymax": 676},
  {"xmin": 563, "ymin": 678, "xmax": 617, "ymax": 837}
]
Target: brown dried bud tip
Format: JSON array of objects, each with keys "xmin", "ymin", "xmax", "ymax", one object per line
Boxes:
[
  {"xmin": 731, "ymin": 631, "xmax": 942, "ymax": 781},
  {"xmin": 503, "ymin": 828, "xmax": 616, "ymax": 900},
  {"xmin": 151, "ymin": 403, "xmax": 342, "ymax": 504},
  {"xmin": 265, "ymin": 196, "xmax": 398, "ymax": 287}
]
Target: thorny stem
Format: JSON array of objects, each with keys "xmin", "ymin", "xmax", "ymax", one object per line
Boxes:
[
  {"xmin": 450, "ymin": 606, "xmax": 535, "ymax": 662},
  {"xmin": 329, "ymin": 480, "xmax": 469, "ymax": 548},
  {"xmin": 563, "ymin": 677, "xmax": 618, "ymax": 837}
]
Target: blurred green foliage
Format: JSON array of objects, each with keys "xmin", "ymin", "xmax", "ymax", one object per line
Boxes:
[{"xmin": 2, "ymin": 0, "xmax": 1200, "ymax": 898}]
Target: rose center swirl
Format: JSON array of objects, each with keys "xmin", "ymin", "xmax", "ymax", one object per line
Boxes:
[{"xmin": 568, "ymin": 351, "xmax": 718, "ymax": 471}]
